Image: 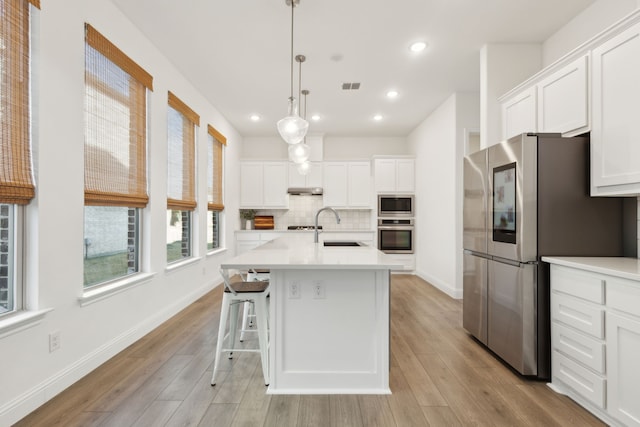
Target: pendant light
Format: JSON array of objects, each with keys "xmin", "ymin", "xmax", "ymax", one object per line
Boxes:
[
  {"xmin": 277, "ymin": 0, "xmax": 309, "ymax": 145},
  {"xmin": 289, "ymin": 88, "xmax": 311, "ymax": 164},
  {"xmin": 296, "ymin": 160, "xmax": 311, "ymax": 175}
]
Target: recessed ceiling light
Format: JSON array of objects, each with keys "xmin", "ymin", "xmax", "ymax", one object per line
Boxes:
[
  {"xmin": 373, "ymin": 114, "xmax": 383, "ymax": 121},
  {"xmin": 250, "ymin": 114, "xmax": 260, "ymax": 121},
  {"xmin": 386, "ymin": 90, "xmax": 399, "ymax": 99},
  {"xmin": 311, "ymin": 114, "xmax": 321, "ymax": 121},
  {"xmin": 409, "ymin": 41, "xmax": 427, "ymax": 53}
]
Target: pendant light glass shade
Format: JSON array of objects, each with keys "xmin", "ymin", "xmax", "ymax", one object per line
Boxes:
[
  {"xmin": 296, "ymin": 160, "xmax": 311, "ymax": 175},
  {"xmin": 278, "ymin": 97, "xmax": 309, "ymax": 145},
  {"xmin": 288, "ymin": 142, "xmax": 310, "ymax": 163}
]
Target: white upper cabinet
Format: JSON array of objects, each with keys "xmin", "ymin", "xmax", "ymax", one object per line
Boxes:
[
  {"xmin": 373, "ymin": 158, "xmax": 415, "ymax": 193},
  {"xmin": 240, "ymin": 161, "xmax": 289, "ymax": 208},
  {"xmin": 502, "ymin": 87, "xmax": 537, "ymax": 140},
  {"xmin": 323, "ymin": 161, "xmax": 372, "ymax": 209},
  {"xmin": 537, "ymin": 55, "xmax": 589, "ymax": 135},
  {"xmin": 288, "ymin": 162, "xmax": 322, "ymax": 188},
  {"xmin": 591, "ymin": 22, "xmax": 640, "ymax": 196}
]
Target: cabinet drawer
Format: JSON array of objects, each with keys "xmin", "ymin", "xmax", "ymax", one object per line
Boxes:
[
  {"xmin": 552, "ymin": 322, "xmax": 605, "ymax": 373},
  {"xmin": 236, "ymin": 233, "xmax": 262, "ymax": 241},
  {"xmin": 553, "ymin": 351, "xmax": 606, "ymax": 409},
  {"xmin": 606, "ymin": 276, "xmax": 640, "ymax": 317},
  {"xmin": 551, "ymin": 292, "xmax": 604, "ymax": 338},
  {"xmin": 551, "ymin": 266, "xmax": 604, "ymax": 303}
]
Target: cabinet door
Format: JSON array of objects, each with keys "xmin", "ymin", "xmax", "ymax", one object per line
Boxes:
[
  {"xmin": 395, "ymin": 159, "xmax": 415, "ymax": 193},
  {"xmin": 289, "ymin": 162, "xmax": 322, "ymax": 188},
  {"xmin": 537, "ymin": 55, "xmax": 588, "ymax": 135},
  {"xmin": 240, "ymin": 162, "xmax": 264, "ymax": 207},
  {"xmin": 306, "ymin": 162, "xmax": 323, "ymax": 188},
  {"xmin": 592, "ymin": 23, "xmax": 640, "ymax": 194},
  {"xmin": 323, "ymin": 162, "xmax": 348, "ymax": 207},
  {"xmin": 606, "ymin": 312, "xmax": 640, "ymax": 427},
  {"xmin": 502, "ymin": 87, "xmax": 537, "ymax": 140},
  {"xmin": 374, "ymin": 159, "xmax": 396, "ymax": 193},
  {"xmin": 348, "ymin": 162, "xmax": 372, "ymax": 208},
  {"xmin": 263, "ymin": 162, "xmax": 288, "ymax": 207},
  {"xmin": 288, "ymin": 163, "xmax": 306, "ymax": 188}
]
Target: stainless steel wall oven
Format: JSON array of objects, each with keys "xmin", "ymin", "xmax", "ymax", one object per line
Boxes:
[{"xmin": 377, "ymin": 218, "xmax": 414, "ymax": 254}]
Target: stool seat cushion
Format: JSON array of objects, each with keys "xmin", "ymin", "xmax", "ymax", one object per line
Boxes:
[{"xmin": 224, "ymin": 280, "xmax": 269, "ymax": 293}]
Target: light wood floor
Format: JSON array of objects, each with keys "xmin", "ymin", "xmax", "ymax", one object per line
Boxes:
[{"xmin": 15, "ymin": 274, "xmax": 604, "ymax": 427}]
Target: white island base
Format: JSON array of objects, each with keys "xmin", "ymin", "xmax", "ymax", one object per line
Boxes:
[
  {"xmin": 268, "ymin": 268, "xmax": 390, "ymax": 394},
  {"xmin": 221, "ymin": 235, "xmax": 398, "ymax": 395}
]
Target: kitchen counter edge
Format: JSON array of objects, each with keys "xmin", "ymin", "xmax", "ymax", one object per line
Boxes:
[{"xmin": 542, "ymin": 256, "xmax": 640, "ymax": 282}]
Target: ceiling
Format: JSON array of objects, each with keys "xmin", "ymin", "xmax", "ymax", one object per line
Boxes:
[{"xmin": 110, "ymin": 0, "xmax": 595, "ymax": 138}]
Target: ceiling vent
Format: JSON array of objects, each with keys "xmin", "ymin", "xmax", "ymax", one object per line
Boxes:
[{"xmin": 342, "ymin": 82, "xmax": 361, "ymax": 90}]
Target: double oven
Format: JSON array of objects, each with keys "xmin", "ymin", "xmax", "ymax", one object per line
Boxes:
[{"xmin": 377, "ymin": 194, "xmax": 414, "ymax": 254}]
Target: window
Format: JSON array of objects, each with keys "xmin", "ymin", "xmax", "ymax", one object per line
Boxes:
[
  {"xmin": 167, "ymin": 92, "xmax": 198, "ymax": 263},
  {"xmin": 0, "ymin": 0, "xmax": 39, "ymax": 316},
  {"xmin": 207, "ymin": 125, "xmax": 226, "ymax": 251},
  {"xmin": 83, "ymin": 24, "xmax": 152, "ymax": 288}
]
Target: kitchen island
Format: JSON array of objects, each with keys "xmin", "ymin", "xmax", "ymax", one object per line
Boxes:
[{"xmin": 221, "ymin": 234, "xmax": 401, "ymax": 394}]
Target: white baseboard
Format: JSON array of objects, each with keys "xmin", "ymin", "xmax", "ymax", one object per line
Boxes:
[
  {"xmin": 415, "ymin": 269, "xmax": 462, "ymax": 299},
  {"xmin": 0, "ymin": 279, "xmax": 221, "ymax": 426}
]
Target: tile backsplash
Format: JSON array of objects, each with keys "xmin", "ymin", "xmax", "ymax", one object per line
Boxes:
[{"xmin": 252, "ymin": 195, "xmax": 373, "ymax": 230}]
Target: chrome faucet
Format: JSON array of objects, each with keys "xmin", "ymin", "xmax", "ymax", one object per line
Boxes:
[{"xmin": 314, "ymin": 207, "xmax": 341, "ymax": 243}]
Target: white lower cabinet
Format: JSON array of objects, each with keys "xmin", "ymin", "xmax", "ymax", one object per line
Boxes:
[
  {"xmin": 549, "ymin": 263, "xmax": 640, "ymax": 426},
  {"xmin": 606, "ymin": 276, "xmax": 640, "ymax": 427},
  {"xmin": 235, "ymin": 232, "xmax": 284, "ymax": 255}
]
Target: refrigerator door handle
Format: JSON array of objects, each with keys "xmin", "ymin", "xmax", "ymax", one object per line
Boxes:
[
  {"xmin": 491, "ymin": 255, "xmax": 538, "ymax": 268},
  {"xmin": 464, "ymin": 249, "xmax": 492, "ymax": 260}
]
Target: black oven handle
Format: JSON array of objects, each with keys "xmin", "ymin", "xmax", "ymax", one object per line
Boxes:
[{"xmin": 377, "ymin": 226, "xmax": 414, "ymax": 231}]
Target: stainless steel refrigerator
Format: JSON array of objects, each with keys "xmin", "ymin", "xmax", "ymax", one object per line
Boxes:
[{"xmin": 463, "ymin": 133, "xmax": 626, "ymax": 380}]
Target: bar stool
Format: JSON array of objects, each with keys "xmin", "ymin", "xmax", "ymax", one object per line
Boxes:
[
  {"xmin": 240, "ymin": 269, "xmax": 270, "ymax": 342},
  {"xmin": 211, "ymin": 268, "xmax": 270, "ymax": 386}
]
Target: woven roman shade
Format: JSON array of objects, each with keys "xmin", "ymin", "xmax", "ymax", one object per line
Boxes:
[
  {"xmin": 84, "ymin": 24, "xmax": 152, "ymax": 208},
  {"xmin": 167, "ymin": 92, "xmax": 199, "ymax": 210},
  {"xmin": 207, "ymin": 125, "xmax": 226, "ymax": 211},
  {"xmin": 0, "ymin": 0, "xmax": 36, "ymax": 205}
]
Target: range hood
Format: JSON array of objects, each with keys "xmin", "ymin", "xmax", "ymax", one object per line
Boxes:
[{"xmin": 287, "ymin": 187, "xmax": 323, "ymax": 195}]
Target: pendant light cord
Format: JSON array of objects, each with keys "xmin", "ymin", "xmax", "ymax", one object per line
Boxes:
[{"xmin": 289, "ymin": 1, "xmax": 294, "ymax": 101}]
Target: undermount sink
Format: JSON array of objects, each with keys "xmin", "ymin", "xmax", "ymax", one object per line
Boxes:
[{"xmin": 322, "ymin": 241, "xmax": 365, "ymax": 247}]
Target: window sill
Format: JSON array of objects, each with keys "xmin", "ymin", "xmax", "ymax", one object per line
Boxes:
[
  {"xmin": 165, "ymin": 256, "xmax": 202, "ymax": 274},
  {"xmin": 207, "ymin": 247, "xmax": 227, "ymax": 257},
  {"xmin": 79, "ymin": 272, "xmax": 156, "ymax": 307},
  {"xmin": 0, "ymin": 308, "xmax": 54, "ymax": 340}
]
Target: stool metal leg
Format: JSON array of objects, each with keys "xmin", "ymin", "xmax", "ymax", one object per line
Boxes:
[
  {"xmin": 228, "ymin": 301, "xmax": 240, "ymax": 358},
  {"xmin": 211, "ymin": 292, "xmax": 231, "ymax": 386}
]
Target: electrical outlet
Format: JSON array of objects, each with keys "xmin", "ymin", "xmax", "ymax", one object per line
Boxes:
[
  {"xmin": 288, "ymin": 281, "xmax": 301, "ymax": 299},
  {"xmin": 312, "ymin": 281, "xmax": 325, "ymax": 299},
  {"xmin": 49, "ymin": 331, "xmax": 61, "ymax": 353}
]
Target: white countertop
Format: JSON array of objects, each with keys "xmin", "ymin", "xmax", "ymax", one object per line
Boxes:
[
  {"xmin": 222, "ymin": 235, "xmax": 401, "ymax": 270},
  {"xmin": 542, "ymin": 256, "xmax": 640, "ymax": 282}
]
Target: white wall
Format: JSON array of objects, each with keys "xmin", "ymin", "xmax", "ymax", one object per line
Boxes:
[
  {"xmin": 408, "ymin": 92, "xmax": 479, "ymax": 299},
  {"xmin": 543, "ymin": 0, "xmax": 639, "ymax": 66},
  {"xmin": 0, "ymin": 1, "xmax": 242, "ymax": 424}
]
